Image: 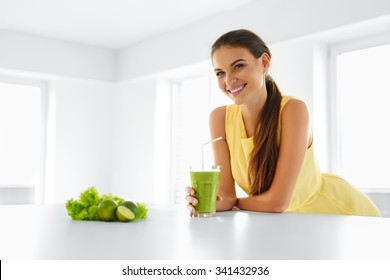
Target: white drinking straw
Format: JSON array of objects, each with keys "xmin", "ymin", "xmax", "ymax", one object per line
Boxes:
[{"xmin": 202, "ymin": 136, "xmax": 223, "ymax": 170}]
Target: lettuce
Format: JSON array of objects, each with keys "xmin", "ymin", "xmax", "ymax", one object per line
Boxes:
[
  {"xmin": 66, "ymin": 187, "xmax": 104, "ymax": 221},
  {"xmin": 135, "ymin": 202, "xmax": 148, "ymax": 220},
  {"xmin": 65, "ymin": 187, "xmax": 146, "ymax": 221}
]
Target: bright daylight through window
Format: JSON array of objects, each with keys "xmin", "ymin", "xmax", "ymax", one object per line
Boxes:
[
  {"xmin": 336, "ymin": 43, "xmax": 390, "ymax": 190},
  {"xmin": 0, "ymin": 82, "xmax": 42, "ymax": 204}
]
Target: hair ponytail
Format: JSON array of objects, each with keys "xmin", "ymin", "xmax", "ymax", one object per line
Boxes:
[{"xmin": 248, "ymin": 75, "xmax": 282, "ymax": 195}]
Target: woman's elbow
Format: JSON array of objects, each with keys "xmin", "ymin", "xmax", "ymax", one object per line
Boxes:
[
  {"xmin": 270, "ymin": 204, "xmax": 287, "ymax": 213},
  {"xmin": 267, "ymin": 193, "xmax": 290, "ymax": 213}
]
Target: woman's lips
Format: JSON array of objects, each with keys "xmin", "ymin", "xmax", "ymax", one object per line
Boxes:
[{"xmin": 228, "ymin": 84, "xmax": 246, "ymax": 95}]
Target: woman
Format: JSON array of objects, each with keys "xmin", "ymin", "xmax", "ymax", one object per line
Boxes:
[{"xmin": 186, "ymin": 29, "xmax": 380, "ymax": 217}]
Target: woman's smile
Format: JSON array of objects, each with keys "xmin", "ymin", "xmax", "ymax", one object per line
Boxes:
[{"xmin": 227, "ymin": 83, "xmax": 246, "ymax": 95}]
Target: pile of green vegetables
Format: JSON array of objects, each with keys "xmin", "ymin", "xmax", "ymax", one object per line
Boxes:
[{"xmin": 66, "ymin": 187, "xmax": 147, "ymax": 222}]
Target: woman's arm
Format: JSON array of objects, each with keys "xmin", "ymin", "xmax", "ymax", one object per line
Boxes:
[
  {"xmin": 236, "ymin": 99, "xmax": 311, "ymax": 213},
  {"xmin": 209, "ymin": 106, "xmax": 237, "ymax": 211}
]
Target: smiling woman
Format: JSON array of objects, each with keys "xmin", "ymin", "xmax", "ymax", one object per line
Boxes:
[{"xmin": 185, "ymin": 29, "xmax": 381, "ymax": 217}]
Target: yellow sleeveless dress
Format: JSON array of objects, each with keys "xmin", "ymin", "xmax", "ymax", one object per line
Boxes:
[{"xmin": 225, "ymin": 96, "xmax": 380, "ymax": 216}]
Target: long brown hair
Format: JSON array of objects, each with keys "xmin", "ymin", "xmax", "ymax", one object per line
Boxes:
[{"xmin": 211, "ymin": 29, "xmax": 282, "ymax": 195}]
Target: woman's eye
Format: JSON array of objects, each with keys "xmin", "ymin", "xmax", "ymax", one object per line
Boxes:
[
  {"xmin": 234, "ymin": 63, "xmax": 244, "ymax": 69},
  {"xmin": 215, "ymin": 71, "xmax": 225, "ymax": 77}
]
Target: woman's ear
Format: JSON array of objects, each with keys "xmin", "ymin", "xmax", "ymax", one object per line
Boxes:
[{"xmin": 260, "ymin": 53, "xmax": 271, "ymax": 72}]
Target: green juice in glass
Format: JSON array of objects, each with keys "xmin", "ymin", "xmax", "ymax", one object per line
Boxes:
[{"xmin": 190, "ymin": 165, "xmax": 220, "ymax": 217}]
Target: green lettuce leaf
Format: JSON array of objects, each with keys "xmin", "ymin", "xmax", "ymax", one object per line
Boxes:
[
  {"xmin": 135, "ymin": 202, "xmax": 148, "ymax": 220},
  {"xmin": 65, "ymin": 186, "xmax": 147, "ymax": 222}
]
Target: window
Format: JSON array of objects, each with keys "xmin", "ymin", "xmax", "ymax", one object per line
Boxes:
[
  {"xmin": 0, "ymin": 79, "xmax": 46, "ymax": 204},
  {"xmin": 170, "ymin": 76, "xmax": 231, "ymax": 204},
  {"xmin": 331, "ymin": 41, "xmax": 390, "ymax": 191}
]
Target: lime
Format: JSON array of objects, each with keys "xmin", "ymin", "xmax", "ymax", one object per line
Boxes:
[
  {"xmin": 116, "ymin": 205, "xmax": 135, "ymax": 222},
  {"xmin": 97, "ymin": 199, "xmax": 118, "ymax": 221},
  {"xmin": 121, "ymin": 201, "xmax": 139, "ymax": 217}
]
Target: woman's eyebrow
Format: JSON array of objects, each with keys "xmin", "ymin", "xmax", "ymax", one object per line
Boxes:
[{"xmin": 214, "ymin": 59, "xmax": 247, "ymax": 72}]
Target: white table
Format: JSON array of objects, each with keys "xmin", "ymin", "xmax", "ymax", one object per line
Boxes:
[{"xmin": 1, "ymin": 204, "xmax": 389, "ymax": 260}]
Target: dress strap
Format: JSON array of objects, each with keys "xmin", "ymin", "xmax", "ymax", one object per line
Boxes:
[{"xmin": 280, "ymin": 95, "xmax": 294, "ymax": 111}]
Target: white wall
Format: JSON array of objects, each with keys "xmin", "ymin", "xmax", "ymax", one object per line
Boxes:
[
  {"xmin": 269, "ymin": 40, "xmax": 315, "ymax": 108},
  {"xmin": 0, "ymin": 31, "xmax": 115, "ymax": 81},
  {"xmin": 111, "ymin": 78, "xmax": 157, "ymax": 203},
  {"xmin": 51, "ymin": 78, "xmax": 114, "ymax": 203}
]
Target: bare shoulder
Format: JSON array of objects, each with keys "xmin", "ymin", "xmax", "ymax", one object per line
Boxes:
[
  {"xmin": 281, "ymin": 98, "xmax": 309, "ymax": 121},
  {"xmin": 281, "ymin": 98, "xmax": 312, "ymax": 147},
  {"xmin": 209, "ymin": 106, "xmax": 227, "ymax": 138},
  {"xmin": 210, "ymin": 106, "xmax": 227, "ymax": 122}
]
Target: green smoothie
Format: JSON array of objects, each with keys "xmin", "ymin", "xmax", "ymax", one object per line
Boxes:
[{"xmin": 190, "ymin": 168, "xmax": 220, "ymax": 217}]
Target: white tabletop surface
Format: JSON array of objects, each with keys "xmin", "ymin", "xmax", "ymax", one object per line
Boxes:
[{"xmin": 1, "ymin": 204, "xmax": 389, "ymax": 260}]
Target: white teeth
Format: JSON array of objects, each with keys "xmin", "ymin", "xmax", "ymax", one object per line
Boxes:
[{"xmin": 230, "ymin": 85, "xmax": 244, "ymax": 93}]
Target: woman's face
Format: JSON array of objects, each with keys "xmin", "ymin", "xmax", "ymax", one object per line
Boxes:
[{"xmin": 212, "ymin": 46, "xmax": 269, "ymax": 106}]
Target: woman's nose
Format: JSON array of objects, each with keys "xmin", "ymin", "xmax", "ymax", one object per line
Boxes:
[{"xmin": 226, "ymin": 76, "xmax": 237, "ymax": 87}]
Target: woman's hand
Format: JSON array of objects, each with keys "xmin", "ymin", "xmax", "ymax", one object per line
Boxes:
[
  {"xmin": 185, "ymin": 186, "xmax": 222, "ymax": 217},
  {"xmin": 185, "ymin": 186, "xmax": 198, "ymax": 217}
]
